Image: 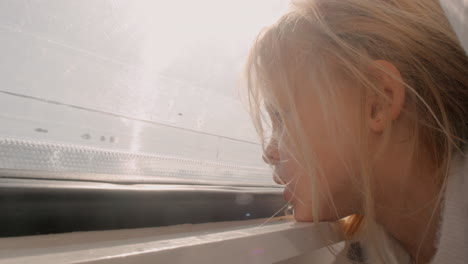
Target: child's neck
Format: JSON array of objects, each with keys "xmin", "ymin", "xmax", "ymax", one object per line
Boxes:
[{"xmin": 373, "ymin": 146, "xmax": 442, "ymax": 263}]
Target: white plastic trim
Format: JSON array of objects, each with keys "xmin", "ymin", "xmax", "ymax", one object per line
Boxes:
[
  {"xmin": 0, "ymin": 137, "xmax": 273, "ymax": 187},
  {"xmin": 0, "ymin": 219, "xmax": 343, "ymax": 264}
]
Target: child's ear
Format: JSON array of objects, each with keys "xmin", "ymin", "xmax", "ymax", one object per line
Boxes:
[{"xmin": 367, "ymin": 60, "xmax": 405, "ymax": 133}]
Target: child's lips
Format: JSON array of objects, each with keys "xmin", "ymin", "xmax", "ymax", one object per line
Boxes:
[{"xmin": 283, "ymin": 188, "xmax": 293, "ymax": 202}]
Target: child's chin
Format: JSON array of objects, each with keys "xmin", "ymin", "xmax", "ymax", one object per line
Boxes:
[
  {"xmin": 293, "ymin": 211, "xmax": 314, "ymax": 222},
  {"xmin": 293, "ymin": 209, "xmax": 339, "ymax": 222}
]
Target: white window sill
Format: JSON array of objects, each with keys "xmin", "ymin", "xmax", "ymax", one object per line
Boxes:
[{"xmin": 0, "ymin": 218, "xmax": 343, "ymax": 264}]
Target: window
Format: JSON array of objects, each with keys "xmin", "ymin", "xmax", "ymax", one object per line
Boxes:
[{"xmin": 0, "ymin": 0, "xmax": 290, "ymax": 237}]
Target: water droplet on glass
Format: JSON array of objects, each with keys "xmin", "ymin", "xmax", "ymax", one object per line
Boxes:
[{"xmin": 284, "ymin": 204, "xmax": 295, "ymax": 216}]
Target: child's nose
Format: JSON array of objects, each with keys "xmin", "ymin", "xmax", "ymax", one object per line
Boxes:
[{"xmin": 262, "ymin": 144, "xmax": 280, "ymax": 165}]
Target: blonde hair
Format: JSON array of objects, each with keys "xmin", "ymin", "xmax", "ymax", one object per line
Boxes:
[{"xmin": 245, "ymin": 0, "xmax": 468, "ymax": 262}]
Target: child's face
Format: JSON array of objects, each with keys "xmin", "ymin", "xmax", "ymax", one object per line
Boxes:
[{"xmin": 264, "ymin": 82, "xmax": 362, "ymax": 222}]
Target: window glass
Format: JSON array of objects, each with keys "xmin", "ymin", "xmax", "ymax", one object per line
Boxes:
[{"xmin": 0, "ymin": 0, "xmax": 289, "ymax": 186}]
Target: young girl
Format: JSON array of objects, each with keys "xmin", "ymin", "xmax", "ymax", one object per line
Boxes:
[{"xmin": 245, "ymin": 0, "xmax": 467, "ymax": 263}]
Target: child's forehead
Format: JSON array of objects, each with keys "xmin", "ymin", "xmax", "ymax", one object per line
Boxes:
[
  {"xmin": 263, "ymin": 80, "xmax": 316, "ymax": 106},
  {"xmin": 263, "ymin": 93, "xmax": 296, "ymax": 114},
  {"xmin": 262, "ymin": 79, "xmax": 300, "ymax": 101}
]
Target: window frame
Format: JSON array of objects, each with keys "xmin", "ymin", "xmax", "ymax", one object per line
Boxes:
[{"xmin": 0, "ymin": 218, "xmax": 343, "ymax": 264}]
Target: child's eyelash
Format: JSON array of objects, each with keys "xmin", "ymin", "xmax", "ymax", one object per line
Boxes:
[
  {"xmin": 271, "ymin": 111, "xmax": 282, "ymax": 123},
  {"xmin": 265, "ymin": 105, "xmax": 287, "ymax": 125}
]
